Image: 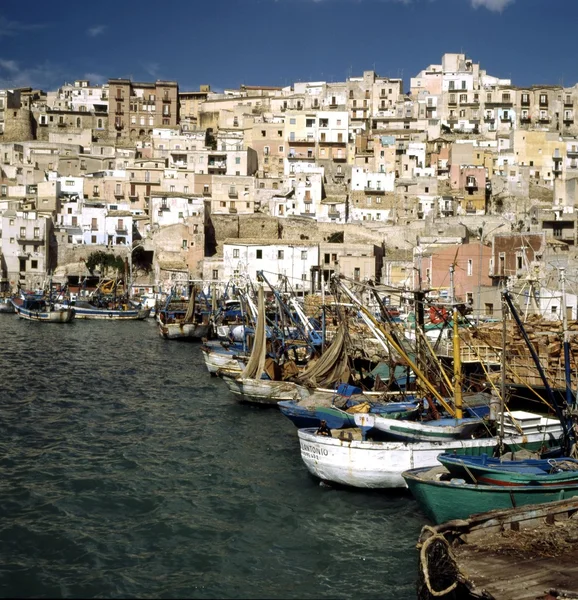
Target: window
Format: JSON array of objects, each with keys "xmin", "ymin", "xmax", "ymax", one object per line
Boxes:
[
  {"xmin": 256, "ymin": 249, "xmax": 262, "ymax": 259},
  {"xmin": 278, "ymin": 250, "xmax": 284, "ymax": 259},
  {"xmin": 449, "ymin": 81, "xmax": 455, "ymax": 90},
  {"xmin": 289, "ymin": 118, "xmax": 296, "ymax": 125},
  {"xmin": 182, "ymin": 240, "xmax": 187, "ymax": 249},
  {"xmin": 212, "ymin": 269, "xmax": 219, "ymax": 280},
  {"xmin": 467, "ymin": 259, "xmax": 473, "ymax": 276},
  {"xmin": 233, "ymin": 249, "xmax": 240, "ymax": 258},
  {"xmin": 31, "ymin": 260, "xmax": 38, "ymax": 269},
  {"xmin": 301, "ymin": 251, "xmax": 307, "ymax": 260}
]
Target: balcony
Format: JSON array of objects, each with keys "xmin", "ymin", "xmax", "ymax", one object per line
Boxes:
[
  {"xmin": 287, "ymin": 153, "xmax": 315, "ymax": 161},
  {"xmin": 334, "ymin": 172, "xmax": 345, "ymax": 179},
  {"xmin": 114, "ymin": 191, "xmax": 125, "ymax": 198},
  {"xmin": 128, "ymin": 193, "xmax": 138, "ymax": 200},
  {"xmin": 203, "ymin": 190, "xmax": 212, "ymax": 196},
  {"xmin": 16, "ymin": 233, "xmax": 41, "ymax": 243},
  {"xmin": 57, "ymin": 122, "xmax": 66, "ymax": 127},
  {"xmin": 568, "ymin": 149, "xmax": 578, "ymax": 159},
  {"xmin": 228, "ymin": 190, "xmax": 238, "ymax": 198},
  {"xmin": 364, "ymin": 187, "xmax": 385, "ymax": 194},
  {"xmin": 115, "ymin": 227, "xmax": 128, "ymax": 234},
  {"xmin": 538, "ymin": 116, "xmax": 551, "ymax": 123},
  {"xmin": 115, "ymin": 109, "xmax": 124, "ymax": 115},
  {"xmin": 207, "ymin": 161, "xmax": 226, "ymax": 172},
  {"xmin": 92, "ymin": 191, "xmax": 100, "ymax": 197},
  {"xmin": 228, "ymin": 207, "xmax": 237, "ymax": 214},
  {"xmin": 564, "ymin": 117, "xmax": 574, "ymax": 125},
  {"xmin": 115, "ymin": 122, "xmax": 124, "ymax": 130},
  {"xmin": 288, "ymin": 138, "xmax": 314, "ymax": 144},
  {"xmin": 162, "ymin": 97, "xmax": 171, "ymax": 103},
  {"xmin": 520, "ymin": 117, "xmax": 532, "ymax": 124},
  {"xmin": 483, "ymin": 117, "xmax": 495, "ymax": 123},
  {"xmin": 332, "ymin": 156, "xmax": 346, "ymax": 163},
  {"xmin": 328, "ymin": 211, "xmax": 340, "ymax": 219},
  {"xmin": 500, "ymin": 117, "xmax": 512, "ymax": 123},
  {"xmin": 465, "ymin": 181, "xmax": 478, "ymax": 191},
  {"xmin": 328, "ymin": 102, "xmax": 338, "ymax": 108},
  {"xmin": 115, "ymin": 95, "xmax": 124, "ymax": 101}
]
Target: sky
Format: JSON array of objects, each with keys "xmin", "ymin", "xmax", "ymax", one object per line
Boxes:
[{"xmin": 0, "ymin": 0, "xmax": 576, "ymax": 94}]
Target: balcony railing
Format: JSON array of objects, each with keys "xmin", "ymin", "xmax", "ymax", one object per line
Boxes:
[
  {"xmin": 115, "ymin": 227, "xmax": 128, "ymax": 234},
  {"xmin": 228, "ymin": 191, "xmax": 238, "ymax": 198},
  {"xmin": 114, "ymin": 192, "xmax": 124, "ymax": 198},
  {"xmin": 520, "ymin": 117, "xmax": 531, "ymax": 123}
]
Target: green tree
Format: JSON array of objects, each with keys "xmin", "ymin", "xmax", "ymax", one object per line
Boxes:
[{"xmin": 85, "ymin": 251, "xmax": 125, "ymax": 276}]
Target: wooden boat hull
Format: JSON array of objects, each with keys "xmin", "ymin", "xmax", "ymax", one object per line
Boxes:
[
  {"xmin": 200, "ymin": 344, "xmax": 246, "ymax": 375},
  {"xmin": 297, "ymin": 427, "xmax": 562, "ymax": 489},
  {"xmin": 69, "ymin": 306, "xmax": 150, "ymax": 320},
  {"xmin": 222, "ymin": 377, "xmax": 307, "ymax": 405},
  {"xmin": 158, "ymin": 321, "xmax": 210, "ymax": 340},
  {"xmin": 355, "ymin": 413, "xmax": 486, "ymax": 442},
  {"xmin": 12, "ymin": 300, "xmax": 75, "ymax": 323},
  {"xmin": 403, "ymin": 465, "xmax": 578, "ymax": 524}
]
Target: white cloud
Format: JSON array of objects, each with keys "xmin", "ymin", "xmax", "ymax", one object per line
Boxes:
[
  {"xmin": 87, "ymin": 24, "xmax": 107, "ymax": 37},
  {"xmin": 83, "ymin": 72, "xmax": 107, "ymax": 85},
  {"xmin": 142, "ymin": 62, "xmax": 161, "ymax": 79},
  {"xmin": 0, "ymin": 15, "xmax": 48, "ymax": 37},
  {"xmin": 470, "ymin": 0, "xmax": 515, "ymax": 11},
  {"xmin": 0, "ymin": 59, "xmax": 19, "ymax": 73},
  {"xmin": 0, "ymin": 59, "xmax": 67, "ymax": 91}
]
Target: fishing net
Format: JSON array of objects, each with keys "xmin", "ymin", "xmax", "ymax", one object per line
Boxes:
[{"xmin": 417, "ymin": 532, "xmax": 461, "ymax": 599}]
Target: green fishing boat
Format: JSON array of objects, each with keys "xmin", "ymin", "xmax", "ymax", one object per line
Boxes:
[{"xmin": 402, "ymin": 465, "xmax": 578, "ymax": 524}]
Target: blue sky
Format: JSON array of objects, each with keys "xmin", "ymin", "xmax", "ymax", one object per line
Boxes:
[{"xmin": 0, "ymin": 0, "xmax": 575, "ymax": 93}]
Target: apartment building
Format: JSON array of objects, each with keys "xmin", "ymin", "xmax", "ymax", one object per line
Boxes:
[{"xmin": 107, "ymin": 79, "xmax": 179, "ymax": 142}]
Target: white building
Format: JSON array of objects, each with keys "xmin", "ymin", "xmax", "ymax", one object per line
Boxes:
[{"xmin": 222, "ymin": 240, "xmax": 319, "ymax": 292}]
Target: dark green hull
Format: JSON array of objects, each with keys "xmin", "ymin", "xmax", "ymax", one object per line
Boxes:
[{"xmin": 403, "ymin": 466, "xmax": 578, "ymax": 524}]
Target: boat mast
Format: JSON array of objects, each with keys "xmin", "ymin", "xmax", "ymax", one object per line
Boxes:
[
  {"xmin": 560, "ymin": 268, "xmax": 576, "ymax": 409},
  {"xmin": 503, "ymin": 289, "xmax": 577, "ymax": 456},
  {"xmin": 499, "ymin": 291, "xmax": 508, "ymax": 443},
  {"xmin": 450, "ymin": 264, "xmax": 463, "ymax": 419}
]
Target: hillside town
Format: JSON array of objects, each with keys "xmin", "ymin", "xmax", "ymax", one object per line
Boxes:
[{"xmin": 2, "ymin": 51, "xmax": 578, "ymax": 318}]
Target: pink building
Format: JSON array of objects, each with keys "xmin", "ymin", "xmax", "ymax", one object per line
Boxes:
[{"xmin": 419, "ymin": 242, "xmax": 493, "ymax": 304}]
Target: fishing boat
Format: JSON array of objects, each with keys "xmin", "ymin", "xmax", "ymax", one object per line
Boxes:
[
  {"xmin": 157, "ymin": 286, "xmax": 211, "ymax": 340},
  {"xmin": 56, "ymin": 299, "xmax": 150, "ymax": 320},
  {"xmin": 200, "ymin": 340, "xmax": 247, "ymax": 375},
  {"xmin": 402, "ymin": 464, "xmax": 578, "ymax": 524},
  {"xmin": 297, "ymin": 423, "xmax": 561, "ymax": 489},
  {"xmin": 437, "ymin": 452, "xmax": 578, "ymax": 486},
  {"xmin": 11, "ymin": 295, "xmax": 75, "ymax": 323},
  {"xmin": 220, "ymin": 283, "xmax": 312, "ymax": 405},
  {"xmin": 278, "ymin": 397, "xmax": 419, "ymax": 429},
  {"xmin": 0, "ymin": 296, "xmax": 15, "ymax": 313},
  {"xmin": 353, "ymin": 411, "xmax": 489, "ymax": 442}
]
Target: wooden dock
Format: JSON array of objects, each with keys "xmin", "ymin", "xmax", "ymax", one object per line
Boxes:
[{"xmin": 417, "ymin": 498, "xmax": 578, "ymax": 599}]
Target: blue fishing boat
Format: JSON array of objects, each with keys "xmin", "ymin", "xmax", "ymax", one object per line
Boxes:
[
  {"xmin": 11, "ymin": 295, "xmax": 75, "ymax": 323},
  {"xmin": 437, "ymin": 453, "xmax": 578, "ymax": 486},
  {"xmin": 278, "ymin": 395, "xmax": 420, "ymax": 429}
]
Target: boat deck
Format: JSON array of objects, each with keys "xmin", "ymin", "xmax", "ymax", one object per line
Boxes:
[
  {"xmin": 418, "ymin": 498, "xmax": 578, "ymax": 600},
  {"xmin": 456, "ymin": 525, "xmax": 578, "ymax": 599}
]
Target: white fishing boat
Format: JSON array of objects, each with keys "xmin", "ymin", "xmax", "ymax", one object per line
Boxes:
[
  {"xmin": 0, "ymin": 296, "xmax": 15, "ymax": 313},
  {"xmin": 222, "ymin": 375, "xmax": 307, "ymax": 405},
  {"xmin": 297, "ymin": 420, "xmax": 562, "ymax": 489},
  {"xmin": 200, "ymin": 341, "xmax": 247, "ymax": 375},
  {"xmin": 354, "ymin": 412, "xmax": 487, "ymax": 442}
]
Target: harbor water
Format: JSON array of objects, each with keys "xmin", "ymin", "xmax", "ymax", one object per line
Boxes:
[{"xmin": 0, "ymin": 316, "xmax": 422, "ymax": 599}]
